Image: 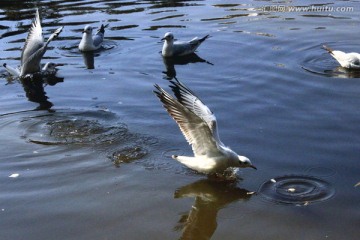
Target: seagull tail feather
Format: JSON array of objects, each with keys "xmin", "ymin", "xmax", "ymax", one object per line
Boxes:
[{"xmin": 99, "ymin": 24, "xmax": 109, "ymax": 34}]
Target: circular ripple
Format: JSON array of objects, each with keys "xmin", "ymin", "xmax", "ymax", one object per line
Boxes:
[{"xmin": 259, "ymin": 175, "xmax": 335, "ymax": 205}]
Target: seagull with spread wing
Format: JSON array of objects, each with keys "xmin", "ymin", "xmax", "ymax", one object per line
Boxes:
[
  {"xmin": 154, "ymin": 80, "xmax": 256, "ymax": 175},
  {"xmin": 79, "ymin": 24, "xmax": 108, "ymax": 52},
  {"xmin": 323, "ymin": 45, "xmax": 360, "ymax": 69},
  {"xmin": 3, "ymin": 8, "xmax": 63, "ymax": 77},
  {"xmin": 161, "ymin": 32, "xmax": 209, "ymax": 57}
]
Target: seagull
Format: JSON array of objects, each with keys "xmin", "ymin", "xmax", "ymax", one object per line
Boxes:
[
  {"xmin": 3, "ymin": 8, "xmax": 63, "ymax": 77},
  {"xmin": 42, "ymin": 62, "xmax": 57, "ymax": 73},
  {"xmin": 79, "ymin": 24, "xmax": 108, "ymax": 51},
  {"xmin": 323, "ymin": 45, "xmax": 360, "ymax": 69},
  {"xmin": 153, "ymin": 80, "xmax": 256, "ymax": 175},
  {"xmin": 161, "ymin": 32, "xmax": 210, "ymax": 57},
  {"xmin": 3, "ymin": 62, "xmax": 58, "ymax": 78}
]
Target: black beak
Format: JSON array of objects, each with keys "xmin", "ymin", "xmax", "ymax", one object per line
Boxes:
[
  {"xmin": 161, "ymin": 37, "xmax": 166, "ymax": 41},
  {"xmin": 250, "ymin": 165, "xmax": 257, "ymax": 170}
]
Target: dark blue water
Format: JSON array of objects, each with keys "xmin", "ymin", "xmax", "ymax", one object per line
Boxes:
[{"xmin": 1, "ymin": 0, "xmax": 359, "ymax": 239}]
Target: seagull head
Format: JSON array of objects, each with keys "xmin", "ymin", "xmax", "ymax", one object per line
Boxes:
[
  {"xmin": 42, "ymin": 62, "xmax": 58, "ymax": 72},
  {"xmin": 161, "ymin": 32, "xmax": 174, "ymax": 42},
  {"xmin": 238, "ymin": 155, "xmax": 257, "ymax": 170},
  {"xmin": 83, "ymin": 25, "xmax": 93, "ymax": 34}
]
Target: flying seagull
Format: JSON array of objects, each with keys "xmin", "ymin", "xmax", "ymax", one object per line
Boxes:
[
  {"xmin": 79, "ymin": 24, "xmax": 108, "ymax": 52},
  {"xmin": 323, "ymin": 45, "xmax": 360, "ymax": 69},
  {"xmin": 154, "ymin": 80, "xmax": 256, "ymax": 175},
  {"xmin": 161, "ymin": 32, "xmax": 209, "ymax": 57},
  {"xmin": 3, "ymin": 8, "xmax": 63, "ymax": 77}
]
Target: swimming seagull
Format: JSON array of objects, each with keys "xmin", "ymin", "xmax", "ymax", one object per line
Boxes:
[
  {"xmin": 79, "ymin": 24, "xmax": 108, "ymax": 51},
  {"xmin": 161, "ymin": 32, "xmax": 210, "ymax": 57},
  {"xmin": 3, "ymin": 8, "xmax": 63, "ymax": 77},
  {"xmin": 323, "ymin": 45, "xmax": 360, "ymax": 69},
  {"xmin": 153, "ymin": 80, "xmax": 256, "ymax": 175}
]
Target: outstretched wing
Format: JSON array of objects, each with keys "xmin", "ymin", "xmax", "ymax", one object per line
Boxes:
[
  {"xmin": 21, "ymin": 8, "xmax": 44, "ymax": 65},
  {"xmin": 154, "ymin": 84, "xmax": 221, "ymax": 156},
  {"xmin": 169, "ymin": 79, "xmax": 223, "ymax": 146}
]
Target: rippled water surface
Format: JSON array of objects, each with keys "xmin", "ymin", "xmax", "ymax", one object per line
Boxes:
[{"xmin": 1, "ymin": 0, "xmax": 360, "ymax": 239}]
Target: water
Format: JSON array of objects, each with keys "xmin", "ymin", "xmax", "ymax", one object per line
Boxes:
[{"xmin": 1, "ymin": 0, "xmax": 359, "ymax": 239}]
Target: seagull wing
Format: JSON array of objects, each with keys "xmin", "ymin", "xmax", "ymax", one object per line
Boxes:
[
  {"xmin": 346, "ymin": 53, "xmax": 360, "ymax": 68},
  {"xmin": 154, "ymin": 82, "xmax": 222, "ymax": 157},
  {"xmin": 172, "ymin": 42, "xmax": 194, "ymax": 56},
  {"xmin": 188, "ymin": 37, "xmax": 201, "ymax": 47},
  {"xmin": 169, "ymin": 79, "xmax": 223, "ymax": 146},
  {"xmin": 329, "ymin": 50, "xmax": 360, "ymax": 68},
  {"xmin": 21, "ymin": 8, "xmax": 44, "ymax": 66},
  {"xmin": 92, "ymin": 24, "xmax": 108, "ymax": 48},
  {"xmin": 188, "ymin": 35, "xmax": 209, "ymax": 50},
  {"xmin": 92, "ymin": 33, "xmax": 104, "ymax": 48}
]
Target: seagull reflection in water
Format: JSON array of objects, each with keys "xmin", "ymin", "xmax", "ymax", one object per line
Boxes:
[
  {"xmin": 302, "ymin": 65, "xmax": 360, "ymax": 78},
  {"xmin": 326, "ymin": 66, "xmax": 360, "ymax": 78},
  {"xmin": 20, "ymin": 70, "xmax": 64, "ymax": 111},
  {"xmin": 174, "ymin": 179, "xmax": 253, "ymax": 240},
  {"xmin": 81, "ymin": 51, "xmax": 95, "ymax": 69},
  {"xmin": 162, "ymin": 53, "xmax": 213, "ymax": 80}
]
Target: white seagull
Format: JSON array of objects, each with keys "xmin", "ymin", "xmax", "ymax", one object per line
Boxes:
[
  {"xmin": 154, "ymin": 80, "xmax": 256, "ymax": 175},
  {"xmin": 3, "ymin": 8, "xmax": 63, "ymax": 77},
  {"xmin": 161, "ymin": 32, "xmax": 209, "ymax": 57},
  {"xmin": 79, "ymin": 24, "xmax": 108, "ymax": 51},
  {"xmin": 323, "ymin": 45, "xmax": 360, "ymax": 69}
]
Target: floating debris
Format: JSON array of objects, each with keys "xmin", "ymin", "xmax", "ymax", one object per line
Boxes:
[
  {"xmin": 354, "ymin": 182, "xmax": 360, "ymax": 187},
  {"xmin": 271, "ymin": 178, "xmax": 277, "ymax": 183},
  {"xmin": 287, "ymin": 187, "xmax": 296, "ymax": 192},
  {"xmin": 9, "ymin": 173, "xmax": 19, "ymax": 178},
  {"xmin": 247, "ymin": 191, "xmax": 256, "ymax": 195}
]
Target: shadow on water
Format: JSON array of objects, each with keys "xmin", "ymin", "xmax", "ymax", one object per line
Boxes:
[
  {"xmin": 174, "ymin": 179, "xmax": 252, "ymax": 239},
  {"xmin": 162, "ymin": 53, "xmax": 213, "ymax": 80}
]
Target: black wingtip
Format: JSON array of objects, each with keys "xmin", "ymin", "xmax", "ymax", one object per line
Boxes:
[
  {"xmin": 153, "ymin": 84, "xmax": 165, "ymax": 99},
  {"xmin": 3, "ymin": 63, "xmax": 6, "ymax": 68},
  {"xmin": 322, "ymin": 45, "xmax": 333, "ymax": 54},
  {"xmin": 99, "ymin": 24, "xmax": 109, "ymax": 34},
  {"xmin": 200, "ymin": 34, "xmax": 210, "ymax": 43}
]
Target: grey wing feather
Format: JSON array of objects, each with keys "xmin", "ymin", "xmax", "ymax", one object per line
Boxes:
[
  {"xmin": 154, "ymin": 84, "xmax": 220, "ymax": 156},
  {"xmin": 93, "ymin": 24, "xmax": 107, "ymax": 48},
  {"xmin": 173, "ymin": 42, "xmax": 194, "ymax": 56},
  {"xmin": 168, "ymin": 80, "xmax": 224, "ymax": 147},
  {"xmin": 21, "ymin": 8, "xmax": 44, "ymax": 66},
  {"xmin": 92, "ymin": 33, "xmax": 104, "ymax": 48},
  {"xmin": 173, "ymin": 35, "xmax": 209, "ymax": 56}
]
